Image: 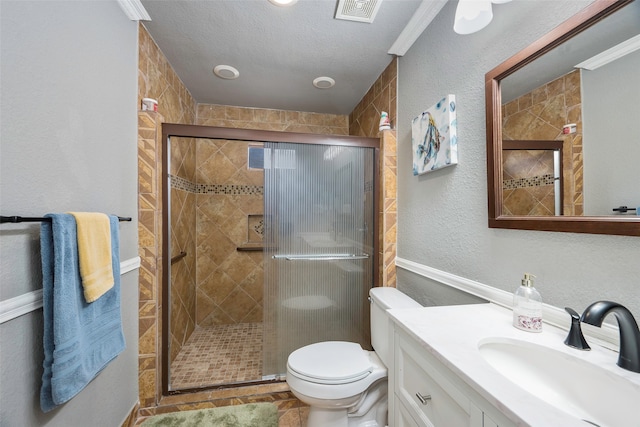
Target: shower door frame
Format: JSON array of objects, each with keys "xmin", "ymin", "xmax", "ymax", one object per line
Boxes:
[{"xmin": 160, "ymin": 123, "xmax": 380, "ymax": 395}]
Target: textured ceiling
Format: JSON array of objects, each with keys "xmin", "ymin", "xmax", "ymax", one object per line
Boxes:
[{"xmin": 141, "ymin": 0, "xmax": 422, "ymax": 115}]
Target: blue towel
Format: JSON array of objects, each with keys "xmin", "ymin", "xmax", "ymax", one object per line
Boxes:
[{"xmin": 40, "ymin": 214, "xmax": 125, "ymax": 412}]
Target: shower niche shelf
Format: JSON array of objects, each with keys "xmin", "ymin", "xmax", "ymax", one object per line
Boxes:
[{"xmin": 237, "ymin": 214, "xmax": 266, "ymax": 251}]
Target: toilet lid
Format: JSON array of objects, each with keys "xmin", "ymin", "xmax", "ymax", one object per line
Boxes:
[{"xmin": 287, "ymin": 341, "xmax": 373, "ymax": 384}]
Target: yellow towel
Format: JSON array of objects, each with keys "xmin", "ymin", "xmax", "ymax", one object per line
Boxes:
[{"xmin": 69, "ymin": 212, "xmax": 114, "ymax": 302}]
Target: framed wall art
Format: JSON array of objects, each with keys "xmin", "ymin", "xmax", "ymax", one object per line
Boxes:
[{"xmin": 412, "ymin": 94, "xmax": 458, "ymax": 175}]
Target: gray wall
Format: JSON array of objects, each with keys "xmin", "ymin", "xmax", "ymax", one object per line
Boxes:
[
  {"xmin": 0, "ymin": 1, "xmax": 139, "ymax": 425},
  {"xmin": 582, "ymin": 50, "xmax": 640, "ymax": 216},
  {"xmin": 397, "ymin": 269, "xmax": 487, "ymax": 308},
  {"xmin": 397, "ymin": 1, "xmax": 640, "ymax": 319}
]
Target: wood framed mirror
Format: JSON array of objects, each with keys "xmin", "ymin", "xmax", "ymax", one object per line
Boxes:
[{"xmin": 485, "ymin": 0, "xmax": 640, "ymax": 236}]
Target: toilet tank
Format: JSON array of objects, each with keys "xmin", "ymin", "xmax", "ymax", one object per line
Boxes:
[{"xmin": 369, "ymin": 287, "xmax": 421, "ymax": 367}]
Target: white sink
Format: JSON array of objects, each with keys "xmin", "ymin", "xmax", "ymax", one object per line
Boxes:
[{"xmin": 478, "ymin": 337, "xmax": 640, "ymax": 427}]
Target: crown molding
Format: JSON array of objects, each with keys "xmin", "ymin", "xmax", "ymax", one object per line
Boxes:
[
  {"xmin": 388, "ymin": 0, "xmax": 448, "ymax": 56},
  {"xmin": 117, "ymin": 0, "xmax": 151, "ymax": 21},
  {"xmin": 575, "ymin": 34, "xmax": 640, "ymax": 70}
]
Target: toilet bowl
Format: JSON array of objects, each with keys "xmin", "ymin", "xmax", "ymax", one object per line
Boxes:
[{"xmin": 286, "ymin": 287, "xmax": 421, "ymax": 427}]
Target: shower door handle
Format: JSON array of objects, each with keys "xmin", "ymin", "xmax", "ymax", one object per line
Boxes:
[{"xmin": 272, "ymin": 253, "xmax": 370, "ymax": 261}]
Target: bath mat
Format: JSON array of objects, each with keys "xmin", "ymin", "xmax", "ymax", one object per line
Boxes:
[{"xmin": 139, "ymin": 402, "xmax": 278, "ymax": 427}]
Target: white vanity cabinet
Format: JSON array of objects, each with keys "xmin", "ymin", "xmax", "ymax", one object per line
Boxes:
[{"xmin": 391, "ymin": 326, "xmax": 515, "ymax": 427}]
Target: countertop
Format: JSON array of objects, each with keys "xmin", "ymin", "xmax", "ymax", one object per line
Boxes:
[{"xmin": 388, "ymin": 303, "xmax": 640, "ymax": 427}]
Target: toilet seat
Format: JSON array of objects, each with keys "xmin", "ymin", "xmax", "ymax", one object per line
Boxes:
[
  {"xmin": 287, "ymin": 341, "xmax": 373, "ymax": 385},
  {"xmin": 285, "ymin": 288, "xmax": 418, "ymax": 427}
]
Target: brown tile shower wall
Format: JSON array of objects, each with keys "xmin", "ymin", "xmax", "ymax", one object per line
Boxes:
[
  {"xmin": 349, "ymin": 58, "xmax": 398, "ymax": 288},
  {"xmin": 194, "ymin": 139, "xmax": 265, "ymax": 327},
  {"xmin": 502, "ymin": 151, "xmax": 556, "ymax": 215},
  {"xmin": 349, "ymin": 58, "xmax": 397, "ymax": 138},
  {"xmin": 169, "ymin": 137, "xmax": 197, "ymax": 364},
  {"xmin": 381, "ymin": 131, "xmax": 397, "ymax": 288},
  {"xmin": 137, "ymin": 23, "xmax": 197, "ymax": 409},
  {"xmin": 502, "ymin": 69, "xmax": 583, "ymax": 216},
  {"xmin": 193, "ymin": 106, "xmax": 351, "ymax": 326},
  {"xmin": 196, "ymin": 104, "xmax": 349, "ymax": 134},
  {"xmin": 169, "ymin": 186, "xmax": 196, "ymax": 362},
  {"xmin": 137, "ymin": 110, "xmax": 164, "ymax": 409},
  {"xmin": 138, "ymin": 25, "xmax": 196, "ymax": 124}
]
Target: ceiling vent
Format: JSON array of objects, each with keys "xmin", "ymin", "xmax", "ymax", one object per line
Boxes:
[{"xmin": 335, "ymin": 0, "xmax": 383, "ymax": 23}]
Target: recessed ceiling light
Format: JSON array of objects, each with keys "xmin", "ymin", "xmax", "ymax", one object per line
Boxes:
[
  {"xmin": 213, "ymin": 65, "xmax": 239, "ymax": 80},
  {"xmin": 313, "ymin": 76, "xmax": 335, "ymax": 89},
  {"xmin": 268, "ymin": 0, "xmax": 298, "ymax": 6}
]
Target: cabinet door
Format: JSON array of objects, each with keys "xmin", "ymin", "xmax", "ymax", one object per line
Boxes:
[
  {"xmin": 391, "ymin": 327, "xmax": 517, "ymax": 427},
  {"xmin": 396, "ymin": 332, "xmax": 475, "ymax": 427}
]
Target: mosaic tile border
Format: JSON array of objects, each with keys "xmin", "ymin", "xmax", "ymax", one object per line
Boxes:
[
  {"xmin": 250, "ymin": 216, "xmax": 265, "ymax": 238},
  {"xmin": 170, "ymin": 175, "xmax": 197, "ymax": 193},
  {"xmin": 170, "ymin": 175, "xmax": 264, "ymax": 195},
  {"xmin": 503, "ymin": 174, "xmax": 555, "ymax": 190}
]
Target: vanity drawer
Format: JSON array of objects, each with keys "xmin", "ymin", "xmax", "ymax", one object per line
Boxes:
[{"xmin": 395, "ymin": 330, "xmax": 481, "ymax": 427}]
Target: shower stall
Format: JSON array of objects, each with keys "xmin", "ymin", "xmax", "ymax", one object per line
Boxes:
[{"xmin": 161, "ymin": 124, "xmax": 379, "ymax": 393}]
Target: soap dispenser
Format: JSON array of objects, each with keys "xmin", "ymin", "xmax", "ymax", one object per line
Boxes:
[{"xmin": 513, "ymin": 273, "xmax": 542, "ymax": 332}]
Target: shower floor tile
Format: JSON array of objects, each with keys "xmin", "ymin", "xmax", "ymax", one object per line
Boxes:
[{"xmin": 170, "ymin": 322, "xmax": 263, "ymax": 390}]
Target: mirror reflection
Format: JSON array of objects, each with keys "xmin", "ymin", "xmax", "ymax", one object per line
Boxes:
[{"xmin": 498, "ymin": 1, "xmax": 640, "ymax": 217}]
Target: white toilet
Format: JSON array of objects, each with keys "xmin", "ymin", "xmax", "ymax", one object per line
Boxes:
[{"xmin": 286, "ymin": 287, "xmax": 421, "ymax": 427}]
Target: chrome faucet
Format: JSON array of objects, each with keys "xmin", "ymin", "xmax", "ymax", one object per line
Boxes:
[{"xmin": 580, "ymin": 301, "xmax": 640, "ymax": 373}]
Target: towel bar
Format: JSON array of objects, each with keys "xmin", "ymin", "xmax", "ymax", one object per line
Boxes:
[
  {"xmin": 1, "ymin": 215, "xmax": 132, "ymax": 224},
  {"xmin": 272, "ymin": 253, "xmax": 370, "ymax": 261}
]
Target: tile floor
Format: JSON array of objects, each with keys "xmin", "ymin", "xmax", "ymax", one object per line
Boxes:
[
  {"xmin": 137, "ymin": 319, "xmax": 309, "ymax": 426},
  {"xmin": 170, "ymin": 323, "xmax": 263, "ymax": 389}
]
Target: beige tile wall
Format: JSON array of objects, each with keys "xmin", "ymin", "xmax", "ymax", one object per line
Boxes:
[
  {"xmin": 194, "ymin": 139, "xmax": 264, "ymax": 327},
  {"xmin": 350, "ymin": 58, "xmax": 398, "ymax": 287},
  {"xmin": 137, "ymin": 23, "xmax": 197, "ymax": 409},
  {"xmin": 502, "ymin": 69, "xmax": 583, "ymax": 216},
  {"xmin": 137, "ymin": 110, "xmax": 163, "ymax": 409},
  {"xmin": 196, "ymin": 104, "xmax": 348, "ymax": 134},
  {"xmin": 168, "ymin": 137, "xmax": 197, "ymax": 363},
  {"xmin": 167, "ymin": 137, "xmax": 266, "ymax": 340},
  {"xmin": 502, "ymin": 150, "xmax": 556, "ymax": 215},
  {"xmin": 381, "ymin": 131, "xmax": 397, "ymax": 288},
  {"xmin": 350, "ymin": 59, "xmax": 397, "ymax": 137},
  {"xmin": 138, "ymin": 26, "xmax": 196, "ymax": 125}
]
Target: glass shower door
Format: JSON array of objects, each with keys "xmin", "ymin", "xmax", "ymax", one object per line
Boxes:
[{"xmin": 262, "ymin": 142, "xmax": 375, "ymax": 377}]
